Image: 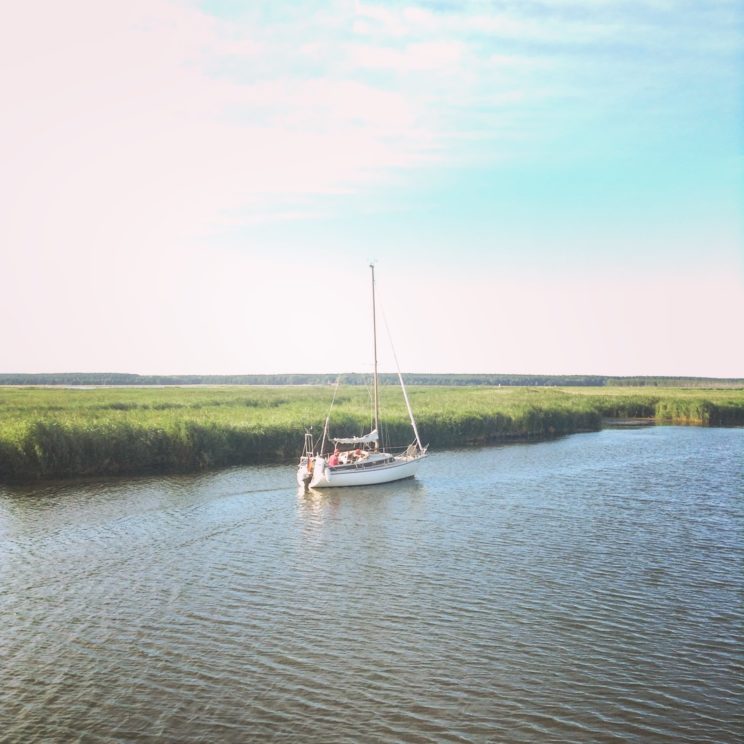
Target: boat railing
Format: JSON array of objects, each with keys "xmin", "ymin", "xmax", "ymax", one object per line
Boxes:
[{"xmin": 324, "ymin": 442, "xmax": 425, "ymax": 470}]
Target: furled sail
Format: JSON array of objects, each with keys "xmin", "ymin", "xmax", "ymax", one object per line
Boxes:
[{"xmin": 332, "ymin": 429, "xmax": 379, "ymax": 445}]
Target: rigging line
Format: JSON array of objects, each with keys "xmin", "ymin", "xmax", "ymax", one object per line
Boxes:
[
  {"xmin": 319, "ymin": 376, "xmax": 340, "ymax": 455},
  {"xmin": 364, "ymin": 378, "xmax": 375, "ymax": 433},
  {"xmin": 380, "ymin": 304, "xmax": 425, "ymax": 452}
]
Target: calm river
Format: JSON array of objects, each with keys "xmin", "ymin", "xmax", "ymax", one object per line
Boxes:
[{"xmin": 1, "ymin": 427, "xmax": 742, "ymax": 742}]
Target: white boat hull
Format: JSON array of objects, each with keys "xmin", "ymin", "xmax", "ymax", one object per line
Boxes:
[{"xmin": 299, "ymin": 454, "xmax": 425, "ymax": 489}]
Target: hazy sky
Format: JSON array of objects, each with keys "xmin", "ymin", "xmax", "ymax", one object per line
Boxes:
[{"xmin": 2, "ymin": 0, "xmax": 742, "ymax": 376}]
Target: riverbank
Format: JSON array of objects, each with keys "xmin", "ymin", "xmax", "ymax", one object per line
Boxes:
[{"xmin": 1, "ymin": 385, "xmax": 743, "ymax": 482}]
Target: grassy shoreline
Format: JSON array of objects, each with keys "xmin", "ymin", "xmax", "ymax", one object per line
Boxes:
[{"xmin": 1, "ymin": 385, "xmax": 743, "ymax": 483}]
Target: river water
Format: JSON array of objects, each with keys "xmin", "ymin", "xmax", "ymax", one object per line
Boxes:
[{"xmin": 1, "ymin": 426, "xmax": 742, "ymax": 743}]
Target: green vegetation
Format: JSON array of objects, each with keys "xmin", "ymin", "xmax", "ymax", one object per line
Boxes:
[{"xmin": 1, "ymin": 385, "xmax": 742, "ymax": 482}]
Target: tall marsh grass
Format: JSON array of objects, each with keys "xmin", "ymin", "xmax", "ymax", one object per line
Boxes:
[{"xmin": 1, "ymin": 385, "xmax": 742, "ymax": 482}]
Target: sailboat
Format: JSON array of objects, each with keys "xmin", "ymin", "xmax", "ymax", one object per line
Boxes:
[{"xmin": 296, "ymin": 265, "xmax": 428, "ymax": 489}]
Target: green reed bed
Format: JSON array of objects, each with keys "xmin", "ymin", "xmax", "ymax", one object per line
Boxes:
[
  {"xmin": 1, "ymin": 385, "xmax": 742, "ymax": 482},
  {"xmin": 564, "ymin": 386, "xmax": 744, "ymax": 425}
]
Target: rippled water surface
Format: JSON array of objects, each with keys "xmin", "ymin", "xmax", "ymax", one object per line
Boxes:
[{"xmin": 2, "ymin": 427, "xmax": 743, "ymax": 742}]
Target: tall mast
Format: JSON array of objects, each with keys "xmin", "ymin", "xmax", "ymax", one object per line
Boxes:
[{"xmin": 370, "ymin": 263, "xmax": 380, "ymax": 447}]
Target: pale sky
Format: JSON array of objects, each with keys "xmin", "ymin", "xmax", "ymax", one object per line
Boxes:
[{"xmin": 1, "ymin": 0, "xmax": 742, "ymax": 376}]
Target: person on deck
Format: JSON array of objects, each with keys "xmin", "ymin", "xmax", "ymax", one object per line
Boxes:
[{"xmin": 328, "ymin": 449, "xmax": 340, "ymax": 467}]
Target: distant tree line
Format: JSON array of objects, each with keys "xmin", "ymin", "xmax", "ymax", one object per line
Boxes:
[{"xmin": 0, "ymin": 372, "xmax": 742, "ymax": 387}]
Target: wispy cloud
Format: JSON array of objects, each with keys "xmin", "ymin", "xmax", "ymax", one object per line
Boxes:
[
  {"xmin": 1, "ymin": 0, "xmax": 741, "ymax": 374},
  {"xmin": 348, "ymin": 40, "xmax": 465, "ymax": 71},
  {"xmin": 0, "ymin": 0, "xmax": 438, "ymax": 262},
  {"xmin": 2, "ymin": 0, "xmax": 739, "ymax": 242}
]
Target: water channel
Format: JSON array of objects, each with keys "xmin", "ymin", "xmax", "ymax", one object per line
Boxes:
[{"xmin": 1, "ymin": 426, "xmax": 742, "ymax": 742}]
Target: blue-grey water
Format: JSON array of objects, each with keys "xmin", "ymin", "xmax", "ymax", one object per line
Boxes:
[{"xmin": 1, "ymin": 426, "xmax": 742, "ymax": 743}]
